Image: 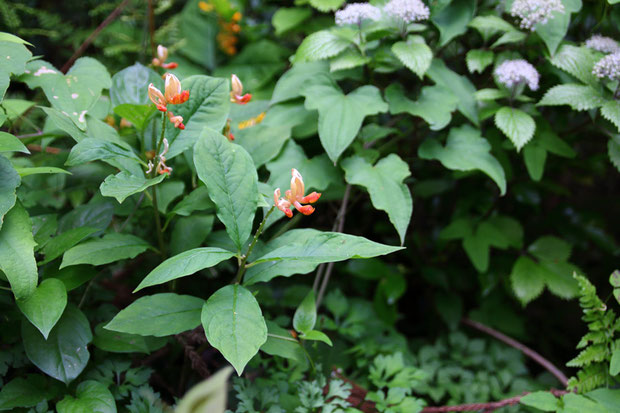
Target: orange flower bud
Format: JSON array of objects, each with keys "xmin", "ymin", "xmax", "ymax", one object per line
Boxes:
[
  {"xmin": 148, "ymin": 83, "xmax": 167, "ymax": 112},
  {"xmin": 274, "ymin": 169, "xmax": 321, "ymax": 218},
  {"xmin": 230, "ymin": 74, "xmax": 252, "ymax": 105},
  {"xmin": 167, "ymin": 111, "xmax": 185, "ymax": 129}
]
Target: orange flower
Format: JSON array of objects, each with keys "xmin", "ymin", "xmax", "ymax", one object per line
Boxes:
[
  {"xmin": 148, "ymin": 84, "xmax": 167, "ymax": 112},
  {"xmin": 148, "ymin": 73, "xmax": 189, "ymax": 112},
  {"xmin": 152, "ymin": 45, "xmax": 178, "ymax": 69},
  {"xmin": 274, "ymin": 168, "xmax": 321, "ymax": 217},
  {"xmin": 230, "ymin": 74, "xmax": 251, "ymax": 104},
  {"xmin": 167, "ymin": 111, "xmax": 185, "ymax": 130},
  {"xmin": 198, "ymin": 1, "xmax": 214, "ymax": 12}
]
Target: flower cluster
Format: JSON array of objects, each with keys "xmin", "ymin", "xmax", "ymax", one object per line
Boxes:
[
  {"xmin": 274, "ymin": 169, "xmax": 321, "ymax": 218},
  {"xmin": 230, "ymin": 74, "xmax": 251, "ymax": 105},
  {"xmin": 494, "ymin": 59, "xmax": 540, "ymax": 91},
  {"xmin": 218, "ymin": 11, "xmax": 242, "ymax": 55},
  {"xmin": 592, "ymin": 53, "xmax": 620, "ymax": 81},
  {"xmin": 151, "ymin": 45, "xmax": 178, "ymax": 69},
  {"xmin": 585, "ymin": 35, "xmax": 620, "ymax": 54},
  {"xmin": 146, "ymin": 138, "xmax": 173, "ymax": 175},
  {"xmin": 510, "ymin": 0, "xmax": 564, "ymax": 31},
  {"xmin": 384, "ymin": 0, "xmax": 430, "ymax": 23},
  {"xmin": 335, "ymin": 3, "xmax": 381, "ymax": 26},
  {"xmin": 148, "ymin": 73, "xmax": 189, "ymax": 129}
]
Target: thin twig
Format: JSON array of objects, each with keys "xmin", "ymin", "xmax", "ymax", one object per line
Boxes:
[
  {"xmin": 61, "ymin": 0, "xmax": 131, "ymax": 73},
  {"xmin": 420, "ymin": 390, "xmax": 569, "ymax": 412},
  {"xmin": 118, "ymin": 192, "xmax": 145, "ymax": 232},
  {"xmin": 462, "ymin": 318, "xmax": 569, "ymax": 387},
  {"xmin": 26, "ymin": 144, "xmax": 61, "ymax": 154}
]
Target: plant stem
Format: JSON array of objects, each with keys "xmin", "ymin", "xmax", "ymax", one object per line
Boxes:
[
  {"xmin": 150, "ymin": 114, "xmax": 167, "ymax": 258},
  {"xmin": 234, "ymin": 205, "xmax": 275, "ymax": 284},
  {"xmin": 357, "ymin": 21, "xmax": 366, "ymax": 57},
  {"xmin": 267, "ymin": 333, "xmax": 298, "ymax": 343}
]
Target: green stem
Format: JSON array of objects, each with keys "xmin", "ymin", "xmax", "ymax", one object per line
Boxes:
[
  {"xmin": 150, "ymin": 114, "xmax": 167, "ymax": 258},
  {"xmin": 357, "ymin": 21, "xmax": 366, "ymax": 57},
  {"xmin": 299, "ymin": 342, "xmax": 316, "ymax": 372},
  {"xmin": 234, "ymin": 205, "xmax": 275, "ymax": 284},
  {"xmin": 267, "ymin": 333, "xmax": 298, "ymax": 343}
]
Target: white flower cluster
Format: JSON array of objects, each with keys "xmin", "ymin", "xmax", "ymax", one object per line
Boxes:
[
  {"xmin": 585, "ymin": 35, "xmax": 620, "ymax": 54},
  {"xmin": 510, "ymin": 0, "xmax": 564, "ymax": 31},
  {"xmin": 335, "ymin": 3, "xmax": 381, "ymax": 26},
  {"xmin": 494, "ymin": 59, "xmax": 540, "ymax": 91},
  {"xmin": 592, "ymin": 53, "xmax": 620, "ymax": 81},
  {"xmin": 384, "ymin": 0, "xmax": 430, "ymax": 23}
]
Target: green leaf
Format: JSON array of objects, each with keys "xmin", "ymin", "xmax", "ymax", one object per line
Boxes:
[
  {"xmin": 56, "ymin": 380, "xmax": 116, "ymax": 413},
  {"xmin": 426, "ymin": 59, "xmax": 478, "ymax": 125},
  {"xmin": 466, "ymin": 49, "xmax": 494, "ymax": 74},
  {"xmin": 193, "ymin": 128, "xmax": 258, "ymax": 252},
  {"xmin": 201, "ymin": 285, "xmax": 268, "ymax": 375},
  {"xmin": 170, "ymin": 186, "xmax": 215, "ymax": 217},
  {"xmin": 609, "ymin": 135, "xmax": 620, "ymax": 172},
  {"xmin": 0, "ymin": 202, "xmax": 37, "ymax": 300},
  {"xmin": 135, "ymin": 248, "xmax": 235, "ymax": 292},
  {"xmin": 167, "ymin": 76, "xmax": 230, "ymax": 159},
  {"xmin": 170, "ymin": 215, "xmax": 214, "ymax": 256},
  {"xmin": 610, "ymin": 348, "xmax": 620, "ymax": 376},
  {"xmin": 40, "ymin": 226, "xmax": 99, "ymax": 264},
  {"xmin": 294, "ymin": 30, "xmax": 351, "ymax": 62},
  {"xmin": 92, "ymin": 323, "xmax": 166, "ymax": 354},
  {"xmin": 309, "ymin": 0, "xmax": 344, "ymax": 11},
  {"xmin": 245, "ymin": 229, "xmax": 404, "ymax": 285},
  {"xmin": 0, "ymin": 131, "xmax": 28, "ymax": 153},
  {"xmin": 22, "ymin": 305, "xmax": 92, "ymax": 384},
  {"xmin": 550, "ymin": 45, "xmax": 599, "ymax": 87},
  {"xmin": 431, "ymin": 0, "xmax": 476, "ymax": 46},
  {"xmin": 538, "ymin": 84, "xmax": 605, "ymax": 111},
  {"xmin": 386, "ymin": 83, "xmax": 458, "ymax": 131},
  {"xmin": 0, "ymin": 374, "xmax": 59, "ymax": 410},
  {"xmin": 112, "ymin": 104, "xmax": 155, "ymax": 130},
  {"xmin": 463, "ymin": 232, "xmax": 490, "ymax": 272},
  {"xmin": 0, "ymin": 155, "xmax": 20, "ymax": 229},
  {"xmin": 109, "ymin": 62, "xmax": 162, "ymax": 106},
  {"xmin": 561, "ymin": 393, "xmax": 607, "ymax": 413},
  {"xmin": 535, "ymin": 0, "xmax": 582, "ymax": 56},
  {"xmin": 301, "ymin": 330, "xmax": 333, "ymax": 346},
  {"xmin": 520, "ymin": 391, "xmax": 559, "ymax": 411},
  {"xmin": 587, "ymin": 389, "xmax": 620, "ymax": 412},
  {"xmin": 330, "ymin": 49, "xmax": 370, "ymax": 72},
  {"xmin": 418, "ymin": 125, "xmax": 506, "ymax": 195},
  {"xmin": 495, "ymin": 107, "xmax": 536, "ymax": 151},
  {"xmin": 601, "ymin": 100, "xmax": 620, "ymax": 133},
  {"xmin": 17, "ymin": 278, "xmax": 67, "ymax": 339},
  {"xmin": 510, "ymin": 257, "xmax": 546, "ymax": 306},
  {"xmin": 60, "ymin": 233, "xmax": 150, "ymax": 268},
  {"xmin": 468, "ymin": 15, "xmax": 518, "ymax": 42},
  {"xmin": 392, "ymin": 36, "xmax": 432, "ymax": 78},
  {"xmin": 176, "ymin": 366, "xmax": 234, "ymax": 413},
  {"xmin": 528, "ymin": 236, "xmax": 571, "ymax": 262},
  {"xmin": 271, "ymin": 61, "xmax": 335, "ymax": 105},
  {"xmin": 342, "ymin": 155, "xmax": 412, "ymax": 244},
  {"xmin": 15, "ymin": 167, "xmax": 71, "ymax": 177},
  {"xmin": 272, "ymin": 7, "xmax": 312, "ymax": 35},
  {"xmin": 99, "ymin": 172, "xmax": 165, "ymax": 203},
  {"xmin": 105, "ymin": 293, "xmax": 203, "ymax": 337},
  {"xmin": 302, "ymin": 84, "xmax": 388, "ymax": 162},
  {"xmin": 293, "ymin": 290, "xmax": 317, "ymax": 334},
  {"xmin": 0, "ymin": 32, "xmax": 33, "ymax": 45},
  {"xmin": 523, "ymin": 143, "xmax": 547, "ymax": 181},
  {"xmin": 0, "ymin": 40, "xmax": 32, "ymax": 100},
  {"xmin": 234, "ymin": 124, "xmax": 290, "ymax": 168},
  {"xmin": 261, "ymin": 321, "xmax": 305, "ymax": 362},
  {"xmin": 66, "ymin": 138, "xmax": 140, "ymax": 167}
]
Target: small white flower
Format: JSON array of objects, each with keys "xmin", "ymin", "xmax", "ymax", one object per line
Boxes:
[
  {"xmin": 510, "ymin": 0, "xmax": 564, "ymax": 31},
  {"xmin": 494, "ymin": 59, "xmax": 540, "ymax": 91},
  {"xmin": 592, "ymin": 53, "xmax": 620, "ymax": 81},
  {"xmin": 335, "ymin": 3, "xmax": 381, "ymax": 26},
  {"xmin": 585, "ymin": 35, "xmax": 620, "ymax": 54},
  {"xmin": 383, "ymin": 0, "xmax": 430, "ymax": 23}
]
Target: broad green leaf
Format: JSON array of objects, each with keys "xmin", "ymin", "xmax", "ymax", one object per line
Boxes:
[
  {"xmin": 66, "ymin": 138, "xmax": 141, "ymax": 166},
  {"xmin": 468, "ymin": 15, "xmax": 518, "ymax": 42},
  {"xmin": 109, "ymin": 62, "xmax": 162, "ymax": 106},
  {"xmin": 272, "ymin": 8, "xmax": 312, "ymax": 35},
  {"xmin": 475, "ymin": 88, "xmax": 508, "ymax": 101},
  {"xmin": 540, "ymin": 261, "xmax": 579, "ymax": 300},
  {"xmin": 112, "ymin": 104, "xmax": 156, "ymax": 130},
  {"xmin": 510, "ymin": 256, "xmax": 546, "ymax": 305},
  {"xmin": 609, "ymin": 135, "xmax": 620, "ymax": 172},
  {"xmin": 431, "ymin": 0, "xmax": 476, "ymax": 46},
  {"xmin": 463, "ymin": 231, "xmax": 490, "ymax": 272},
  {"xmin": 587, "ymin": 389, "xmax": 620, "ymax": 413},
  {"xmin": 56, "ymin": 380, "xmax": 116, "ymax": 413},
  {"xmin": 535, "ymin": 0, "xmax": 581, "ymax": 56},
  {"xmin": 330, "ymin": 49, "xmax": 370, "ymax": 72},
  {"xmin": 426, "ymin": 59, "xmax": 478, "ymax": 125},
  {"xmin": 152, "ymin": 180, "xmax": 186, "ymax": 214},
  {"xmin": 491, "ymin": 29, "xmax": 527, "ymax": 48},
  {"xmin": 520, "ymin": 391, "xmax": 559, "ymax": 411},
  {"xmin": 495, "ymin": 106, "xmax": 536, "ymax": 151},
  {"xmin": 178, "ymin": 1, "xmax": 217, "ymax": 69},
  {"xmin": 561, "ymin": 393, "xmax": 607, "ymax": 413},
  {"xmin": 201, "ymin": 285, "xmax": 267, "ymax": 375},
  {"xmin": 17, "ymin": 278, "xmax": 67, "ymax": 339},
  {"xmin": 0, "ymin": 202, "xmax": 37, "ymax": 299},
  {"xmin": 0, "ymin": 374, "xmax": 59, "ymax": 410},
  {"xmin": 105, "ymin": 293, "xmax": 203, "ymax": 337},
  {"xmin": 528, "ymin": 236, "xmax": 571, "ymax": 262},
  {"xmin": 170, "ymin": 215, "xmax": 214, "ymax": 255},
  {"xmin": 0, "ymin": 154, "xmax": 20, "ymax": 229},
  {"xmin": 342, "ymin": 154, "xmax": 412, "ymax": 244},
  {"xmin": 52, "ymin": 265, "xmax": 97, "ymax": 291},
  {"xmin": 260, "ymin": 321, "xmax": 305, "ymax": 362},
  {"xmin": 302, "ymin": 84, "xmax": 388, "ymax": 162},
  {"xmin": 194, "ymin": 128, "xmax": 258, "ymax": 252},
  {"xmin": 15, "ymin": 167, "xmax": 71, "ymax": 177},
  {"xmin": 392, "ymin": 36, "xmax": 432, "ymax": 78},
  {"xmin": 58, "ymin": 201, "xmax": 114, "ymax": 233},
  {"xmin": 418, "ymin": 125, "xmax": 506, "ymax": 195},
  {"xmin": 294, "ymin": 30, "xmax": 351, "ymax": 62},
  {"xmin": 92, "ymin": 323, "xmax": 166, "ymax": 354},
  {"xmin": 385, "ymin": 83, "xmax": 458, "ymax": 131},
  {"xmin": 300, "ymin": 330, "xmax": 333, "ymax": 346},
  {"xmin": 135, "ymin": 247, "xmax": 235, "ymax": 292},
  {"xmin": 601, "ymin": 100, "xmax": 620, "ymax": 133},
  {"xmin": 0, "ymin": 131, "xmax": 29, "ymax": 153},
  {"xmin": 524, "ymin": 143, "xmax": 547, "ymax": 181},
  {"xmin": 176, "ymin": 366, "xmax": 233, "ymax": 413},
  {"xmin": 234, "ymin": 124, "xmax": 290, "ymax": 168},
  {"xmin": 0, "ymin": 40, "xmax": 32, "ymax": 100},
  {"xmin": 22, "ymin": 305, "xmax": 92, "ymax": 384},
  {"xmin": 309, "ymin": 0, "xmax": 344, "ymax": 11},
  {"xmin": 40, "ymin": 226, "xmax": 99, "ymax": 264},
  {"xmin": 60, "ymin": 233, "xmax": 150, "ymax": 268},
  {"xmin": 466, "ymin": 49, "xmax": 494, "ymax": 74},
  {"xmin": 99, "ymin": 172, "xmax": 165, "ymax": 203},
  {"xmin": 271, "ymin": 61, "xmax": 335, "ymax": 104},
  {"xmin": 550, "ymin": 45, "xmax": 599, "ymax": 87},
  {"xmin": 167, "ymin": 75, "xmax": 230, "ymax": 159},
  {"xmin": 293, "ymin": 290, "xmax": 317, "ymax": 334},
  {"xmin": 170, "ymin": 186, "xmax": 215, "ymax": 217},
  {"xmin": 538, "ymin": 84, "xmax": 605, "ymax": 111},
  {"xmin": 0, "ymin": 32, "xmax": 33, "ymax": 45},
  {"xmin": 245, "ymin": 229, "xmax": 404, "ymax": 285}
]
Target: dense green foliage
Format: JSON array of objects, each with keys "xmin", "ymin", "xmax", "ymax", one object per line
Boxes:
[{"xmin": 2, "ymin": 0, "xmax": 620, "ymax": 412}]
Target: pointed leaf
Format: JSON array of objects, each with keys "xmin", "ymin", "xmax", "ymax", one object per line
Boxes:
[
  {"xmin": 109, "ymin": 62, "xmax": 162, "ymax": 106},
  {"xmin": 176, "ymin": 367, "xmax": 234, "ymax": 413},
  {"xmin": 510, "ymin": 256, "xmax": 546, "ymax": 306},
  {"xmin": 39, "ymin": 226, "xmax": 99, "ymax": 264},
  {"xmin": 294, "ymin": 30, "xmax": 351, "ymax": 62},
  {"xmin": 66, "ymin": 138, "xmax": 141, "ymax": 166},
  {"xmin": 466, "ymin": 49, "xmax": 494, "ymax": 74},
  {"xmin": 392, "ymin": 37, "xmax": 432, "ymax": 78},
  {"xmin": 293, "ymin": 290, "xmax": 317, "ymax": 334},
  {"xmin": 17, "ymin": 278, "xmax": 67, "ymax": 339},
  {"xmin": 0, "ymin": 131, "xmax": 29, "ymax": 153},
  {"xmin": 495, "ymin": 107, "xmax": 535, "ymax": 151},
  {"xmin": 0, "ymin": 154, "xmax": 20, "ymax": 229},
  {"xmin": 385, "ymin": 83, "xmax": 458, "ymax": 131},
  {"xmin": 300, "ymin": 330, "xmax": 333, "ymax": 346},
  {"xmin": 426, "ymin": 59, "xmax": 478, "ymax": 125},
  {"xmin": 100, "ymin": 172, "xmax": 165, "ymax": 203},
  {"xmin": 0, "ymin": 374, "xmax": 59, "ymax": 410},
  {"xmin": 56, "ymin": 380, "xmax": 116, "ymax": 413},
  {"xmin": 520, "ymin": 391, "xmax": 559, "ymax": 411},
  {"xmin": 431, "ymin": 0, "xmax": 476, "ymax": 46},
  {"xmin": 60, "ymin": 233, "xmax": 150, "ymax": 268},
  {"xmin": 538, "ymin": 84, "xmax": 605, "ymax": 111}
]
